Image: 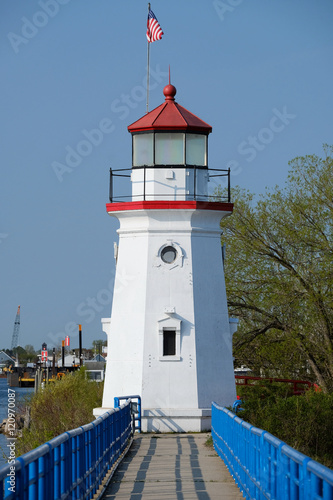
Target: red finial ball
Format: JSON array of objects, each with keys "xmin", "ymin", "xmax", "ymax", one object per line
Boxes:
[{"xmin": 163, "ymin": 84, "xmax": 177, "ymax": 101}]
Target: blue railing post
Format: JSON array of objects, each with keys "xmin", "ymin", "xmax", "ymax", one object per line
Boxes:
[
  {"xmin": 113, "ymin": 395, "xmax": 141, "ymax": 433},
  {"xmin": 38, "ymin": 454, "xmax": 46, "ymax": 500},
  {"xmin": 29, "ymin": 461, "xmax": 37, "ymax": 499},
  {"xmin": 115, "ymin": 409, "xmax": 120, "ymax": 462},
  {"xmin": 84, "ymin": 427, "xmax": 90, "ymax": 498},
  {"xmin": 60, "ymin": 440, "xmax": 67, "ymax": 497},
  {"xmin": 91, "ymin": 420, "xmax": 98, "ymax": 497},
  {"xmin": 54, "ymin": 444, "xmax": 60, "ymax": 499},
  {"xmin": 136, "ymin": 397, "xmax": 141, "ymax": 432}
]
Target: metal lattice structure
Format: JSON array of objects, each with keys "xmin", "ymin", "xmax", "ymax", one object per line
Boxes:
[{"xmin": 11, "ymin": 305, "xmax": 20, "ymax": 350}]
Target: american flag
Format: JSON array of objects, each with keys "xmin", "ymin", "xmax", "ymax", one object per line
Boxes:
[{"xmin": 146, "ymin": 9, "xmax": 164, "ymax": 43}]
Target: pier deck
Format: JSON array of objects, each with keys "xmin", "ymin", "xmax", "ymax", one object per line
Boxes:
[{"xmin": 102, "ymin": 433, "xmax": 244, "ymax": 499}]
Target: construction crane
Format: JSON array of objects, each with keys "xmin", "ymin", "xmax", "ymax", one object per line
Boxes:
[{"xmin": 11, "ymin": 305, "xmax": 20, "ymax": 350}]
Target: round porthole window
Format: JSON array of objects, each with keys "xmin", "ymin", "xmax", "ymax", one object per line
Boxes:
[{"xmin": 161, "ymin": 246, "xmax": 177, "ymax": 264}]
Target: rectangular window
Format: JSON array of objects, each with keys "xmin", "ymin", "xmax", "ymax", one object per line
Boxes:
[
  {"xmin": 163, "ymin": 329, "xmax": 176, "ymax": 356},
  {"xmin": 155, "ymin": 133, "xmax": 185, "ymax": 165},
  {"xmin": 186, "ymin": 134, "xmax": 207, "ymax": 166},
  {"xmin": 133, "ymin": 133, "xmax": 154, "ymax": 166}
]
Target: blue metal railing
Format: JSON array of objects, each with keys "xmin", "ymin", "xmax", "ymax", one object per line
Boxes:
[
  {"xmin": 212, "ymin": 402, "xmax": 333, "ymax": 500},
  {"xmin": 114, "ymin": 395, "xmax": 141, "ymax": 433},
  {"xmin": 0, "ymin": 401, "xmax": 132, "ymax": 500}
]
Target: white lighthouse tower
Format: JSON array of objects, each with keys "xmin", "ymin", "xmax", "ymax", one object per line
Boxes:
[{"xmin": 94, "ymin": 83, "xmax": 237, "ymax": 432}]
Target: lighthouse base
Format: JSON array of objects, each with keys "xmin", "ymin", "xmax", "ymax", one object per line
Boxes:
[
  {"xmin": 142, "ymin": 408, "xmax": 211, "ymax": 433},
  {"xmin": 93, "ymin": 407, "xmax": 212, "ymax": 433}
]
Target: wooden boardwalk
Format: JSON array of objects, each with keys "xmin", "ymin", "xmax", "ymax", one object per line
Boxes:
[{"xmin": 101, "ymin": 433, "xmax": 244, "ymax": 500}]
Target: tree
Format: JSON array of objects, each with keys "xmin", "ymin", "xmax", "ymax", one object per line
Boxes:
[
  {"xmin": 92, "ymin": 339, "xmax": 107, "ymax": 355},
  {"xmin": 220, "ymin": 145, "xmax": 333, "ymax": 391},
  {"xmin": 24, "ymin": 344, "xmax": 36, "ymax": 355},
  {"xmin": 12, "ymin": 345, "xmax": 38, "ymax": 364}
]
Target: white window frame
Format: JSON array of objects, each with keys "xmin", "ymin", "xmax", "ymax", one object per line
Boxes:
[{"xmin": 157, "ymin": 316, "xmax": 182, "ymax": 361}]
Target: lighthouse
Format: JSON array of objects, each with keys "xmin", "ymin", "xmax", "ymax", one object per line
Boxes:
[{"xmin": 94, "ymin": 83, "xmax": 237, "ymax": 432}]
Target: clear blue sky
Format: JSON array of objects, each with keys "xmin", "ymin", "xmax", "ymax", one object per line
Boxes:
[{"xmin": 1, "ymin": 0, "xmax": 332, "ymax": 351}]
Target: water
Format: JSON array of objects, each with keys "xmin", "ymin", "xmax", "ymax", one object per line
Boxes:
[{"xmin": 0, "ymin": 378, "xmax": 34, "ymax": 468}]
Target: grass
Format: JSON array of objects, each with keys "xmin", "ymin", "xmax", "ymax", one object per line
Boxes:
[{"xmin": 205, "ymin": 434, "xmax": 214, "ymax": 449}]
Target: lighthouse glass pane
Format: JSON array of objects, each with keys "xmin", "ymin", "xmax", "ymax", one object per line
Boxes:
[
  {"xmin": 186, "ymin": 134, "xmax": 207, "ymax": 166},
  {"xmin": 155, "ymin": 133, "xmax": 184, "ymax": 165},
  {"xmin": 133, "ymin": 134, "xmax": 153, "ymax": 166}
]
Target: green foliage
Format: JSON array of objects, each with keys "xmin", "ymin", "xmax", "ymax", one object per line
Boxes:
[
  {"xmin": 17, "ymin": 368, "xmax": 103, "ymax": 456},
  {"xmin": 11, "ymin": 345, "xmax": 38, "ymax": 364},
  {"xmin": 219, "ymin": 145, "xmax": 333, "ymax": 390},
  {"xmin": 92, "ymin": 339, "xmax": 107, "ymax": 352},
  {"xmin": 205, "ymin": 435, "xmax": 214, "ymax": 448},
  {"xmin": 238, "ymin": 388, "xmax": 333, "ymax": 468},
  {"xmin": 237, "ymin": 380, "xmax": 297, "ymax": 401}
]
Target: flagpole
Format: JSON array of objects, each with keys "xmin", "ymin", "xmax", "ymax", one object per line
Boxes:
[{"xmin": 146, "ymin": 2, "xmax": 151, "ymax": 114}]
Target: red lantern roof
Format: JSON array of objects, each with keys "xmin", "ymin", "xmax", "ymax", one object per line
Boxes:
[{"xmin": 128, "ymin": 84, "xmax": 212, "ymax": 134}]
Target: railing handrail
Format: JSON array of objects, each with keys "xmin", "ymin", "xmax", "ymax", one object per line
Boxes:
[
  {"xmin": 235, "ymin": 375, "xmax": 314, "ymax": 395},
  {"xmin": 211, "ymin": 401, "xmax": 333, "ymax": 500},
  {"xmin": 114, "ymin": 395, "xmax": 141, "ymax": 433},
  {"xmin": 0, "ymin": 401, "xmax": 132, "ymax": 500},
  {"xmin": 109, "ymin": 166, "xmax": 231, "ymax": 203}
]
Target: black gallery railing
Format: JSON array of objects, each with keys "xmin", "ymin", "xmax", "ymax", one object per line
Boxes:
[{"xmin": 109, "ymin": 166, "xmax": 231, "ymax": 203}]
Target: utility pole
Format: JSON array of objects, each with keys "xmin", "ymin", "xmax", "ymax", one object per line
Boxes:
[{"xmin": 79, "ymin": 324, "xmax": 83, "ymax": 366}]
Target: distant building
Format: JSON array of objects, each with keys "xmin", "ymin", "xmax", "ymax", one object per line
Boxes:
[
  {"xmin": 84, "ymin": 356, "xmax": 105, "ymax": 382},
  {"xmin": 57, "ymin": 354, "xmax": 80, "ymax": 367},
  {"xmin": 90, "ymin": 354, "xmax": 106, "ymax": 363},
  {"xmin": 72, "ymin": 348, "xmax": 94, "ymax": 360},
  {"xmin": 234, "ymin": 366, "xmax": 252, "ymax": 376}
]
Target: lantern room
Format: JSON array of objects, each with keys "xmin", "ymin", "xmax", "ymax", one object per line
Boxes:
[{"xmin": 127, "ymin": 84, "xmax": 212, "ymax": 201}]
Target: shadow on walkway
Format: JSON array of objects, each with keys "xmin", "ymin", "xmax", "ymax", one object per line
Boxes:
[{"xmin": 103, "ymin": 433, "xmax": 243, "ymax": 500}]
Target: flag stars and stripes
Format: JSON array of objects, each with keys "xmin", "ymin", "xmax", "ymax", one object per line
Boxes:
[{"xmin": 147, "ymin": 9, "xmax": 164, "ymax": 43}]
